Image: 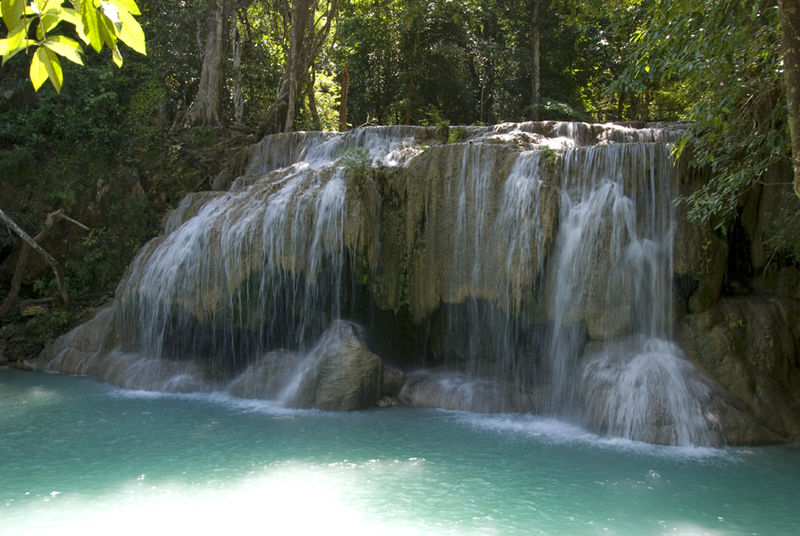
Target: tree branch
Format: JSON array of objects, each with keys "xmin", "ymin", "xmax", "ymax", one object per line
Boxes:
[{"xmin": 0, "ymin": 209, "xmax": 72, "ymax": 316}]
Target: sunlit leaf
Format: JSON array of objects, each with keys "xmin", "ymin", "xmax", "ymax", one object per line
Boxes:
[
  {"xmin": 1, "ymin": 0, "xmax": 24, "ymax": 32},
  {"xmin": 41, "ymin": 46, "xmax": 63, "ymax": 92},
  {"xmin": 112, "ymin": 43, "xmax": 122, "ymax": 67},
  {"xmin": 117, "ymin": 5, "xmax": 145, "ymax": 55},
  {"xmin": 107, "ymin": 0, "xmax": 139, "ymax": 17},
  {"xmin": 81, "ymin": 0, "xmax": 103, "ymax": 52},
  {"xmin": 1, "ymin": 23, "xmax": 35, "ymax": 65},
  {"xmin": 30, "ymin": 46, "xmax": 63, "ymax": 92},
  {"xmin": 43, "ymin": 35, "xmax": 84, "ymax": 65},
  {"xmin": 29, "ymin": 46, "xmax": 49, "ymax": 90},
  {"xmin": 97, "ymin": 10, "xmax": 118, "ymax": 49}
]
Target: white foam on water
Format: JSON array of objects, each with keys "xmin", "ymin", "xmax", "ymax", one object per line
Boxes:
[
  {"xmin": 454, "ymin": 411, "xmax": 730, "ymax": 461},
  {"xmin": 106, "ymin": 386, "xmax": 322, "ymax": 417}
]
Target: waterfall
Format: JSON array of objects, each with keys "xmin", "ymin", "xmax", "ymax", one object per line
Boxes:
[
  {"xmin": 42, "ymin": 122, "xmax": 722, "ymax": 445},
  {"xmin": 543, "ymin": 140, "xmax": 719, "ymax": 445},
  {"xmin": 115, "ymin": 156, "xmax": 352, "ymax": 377}
]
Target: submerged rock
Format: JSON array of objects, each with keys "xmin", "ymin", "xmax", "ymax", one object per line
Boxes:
[{"xmin": 91, "ymin": 350, "xmax": 211, "ymax": 393}]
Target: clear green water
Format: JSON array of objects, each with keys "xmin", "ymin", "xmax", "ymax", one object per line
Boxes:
[{"xmin": 2, "ymin": 370, "xmax": 798, "ymax": 536}]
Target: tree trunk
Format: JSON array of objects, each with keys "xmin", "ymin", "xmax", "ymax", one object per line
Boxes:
[
  {"xmin": 339, "ymin": 64, "xmax": 349, "ymax": 131},
  {"xmin": 231, "ymin": 11, "xmax": 244, "ymax": 125},
  {"xmin": 779, "ymin": 0, "xmax": 800, "ymax": 198},
  {"xmin": 308, "ymin": 67, "xmax": 321, "ymax": 130},
  {"xmin": 403, "ymin": 32, "xmax": 420, "ymax": 124},
  {"xmin": 0, "ymin": 209, "xmax": 72, "ymax": 316},
  {"xmin": 283, "ymin": 0, "xmax": 314, "ymax": 132},
  {"xmin": 530, "ymin": 0, "xmax": 541, "ymax": 121},
  {"xmin": 185, "ymin": 0, "xmax": 230, "ymax": 127}
]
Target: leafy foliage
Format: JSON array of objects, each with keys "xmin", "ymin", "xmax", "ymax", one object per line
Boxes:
[
  {"xmin": 0, "ymin": 0, "xmax": 146, "ymax": 92},
  {"xmin": 618, "ymin": 0, "xmax": 788, "ymax": 226}
]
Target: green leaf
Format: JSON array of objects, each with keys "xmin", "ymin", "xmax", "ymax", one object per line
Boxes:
[
  {"xmin": 63, "ymin": 6, "xmax": 90, "ymax": 45},
  {"xmin": 117, "ymin": 5, "xmax": 145, "ymax": 55},
  {"xmin": 43, "ymin": 35, "xmax": 84, "ymax": 65},
  {"xmin": 42, "ymin": 46, "xmax": 63, "ymax": 92},
  {"xmin": 41, "ymin": 5, "xmax": 68, "ymax": 34},
  {"xmin": 0, "ymin": 23, "xmax": 35, "ymax": 65},
  {"xmin": 61, "ymin": 6, "xmax": 80, "ymax": 25},
  {"xmin": 111, "ymin": 43, "xmax": 122, "ymax": 67},
  {"xmin": 81, "ymin": 0, "xmax": 103, "ymax": 52},
  {"xmin": 29, "ymin": 46, "xmax": 49, "ymax": 90},
  {"xmin": 29, "ymin": 46, "xmax": 64, "ymax": 92},
  {"xmin": 1, "ymin": 0, "xmax": 25, "ymax": 32},
  {"xmin": 107, "ymin": 0, "xmax": 140, "ymax": 17},
  {"xmin": 97, "ymin": 10, "xmax": 118, "ymax": 49}
]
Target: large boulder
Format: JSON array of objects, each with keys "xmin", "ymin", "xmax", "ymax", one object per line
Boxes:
[
  {"xmin": 284, "ymin": 320, "xmax": 383, "ymax": 411},
  {"xmin": 675, "ymin": 295, "xmax": 800, "ymax": 443}
]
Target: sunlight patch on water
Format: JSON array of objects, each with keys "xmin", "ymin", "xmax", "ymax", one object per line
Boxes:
[{"xmin": 1, "ymin": 458, "xmax": 502, "ymax": 536}]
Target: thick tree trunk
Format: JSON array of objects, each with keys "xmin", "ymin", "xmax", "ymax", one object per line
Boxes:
[
  {"xmin": 185, "ymin": 0, "xmax": 230, "ymax": 127},
  {"xmin": 530, "ymin": 0, "xmax": 541, "ymax": 121},
  {"xmin": 779, "ymin": 0, "xmax": 800, "ymax": 198},
  {"xmin": 284, "ymin": 0, "xmax": 313, "ymax": 132}
]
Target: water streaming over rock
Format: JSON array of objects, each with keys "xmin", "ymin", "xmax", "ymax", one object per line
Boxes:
[{"xmin": 41, "ymin": 121, "xmax": 722, "ymax": 445}]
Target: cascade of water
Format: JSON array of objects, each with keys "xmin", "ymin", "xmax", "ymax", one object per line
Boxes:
[
  {"xmin": 433, "ymin": 143, "xmax": 551, "ymax": 397},
  {"xmin": 580, "ymin": 337, "xmax": 720, "ymax": 446},
  {"xmin": 115, "ymin": 158, "xmax": 350, "ymax": 377},
  {"xmin": 543, "ymin": 141, "xmax": 716, "ymax": 444}
]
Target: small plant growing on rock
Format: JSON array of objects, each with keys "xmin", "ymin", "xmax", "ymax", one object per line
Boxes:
[
  {"xmin": 448, "ymin": 126, "xmax": 469, "ymax": 144},
  {"xmin": 340, "ymin": 146, "xmax": 371, "ymax": 197},
  {"xmin": 540, "ymin": 145, "xmax": 557, "ymax": 172}
]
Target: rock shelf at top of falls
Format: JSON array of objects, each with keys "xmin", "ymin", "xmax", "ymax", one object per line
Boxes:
[{"xmin": 28, "ymin": 121, "xmax": 800, "ymax": 447}]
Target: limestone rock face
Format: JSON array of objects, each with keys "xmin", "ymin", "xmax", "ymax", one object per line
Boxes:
[
  {"xmin": 285, "ymin": 320, "xmax": 383, "ymax": 411},
  {"xmin": 675, "ymin": 296, "xmax": 800, "ymax": 442},
  {"xmin": 753, "ymin": 267, "xmax": 800, "ymax": 300},
  {"xmin": 373, "ymin": 141, "xmax": 559, "ymax": 324},
  {"xmin": 672, "ymin": 167, "xmax": 729, "ymax": 315},
  {"xmin": 672, "ymin": 214, "xmax": 728, "ymax": 315}
]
